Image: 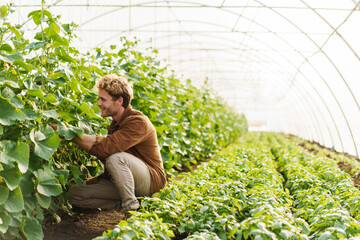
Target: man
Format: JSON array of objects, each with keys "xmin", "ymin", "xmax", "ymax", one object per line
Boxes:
[{"xmin": 52, "ymin": 74, "xmax": 167, "ymax": 213}]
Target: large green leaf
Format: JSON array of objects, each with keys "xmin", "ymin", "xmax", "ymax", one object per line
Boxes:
[
  {"xmin": 0, "ymin": 212, "xmax": 11, "ymax": 234},
  {"xmin": 53, "ymin": 169, "xmax": 69, "ymax": 187},
  {"xmin": 4, "ymin": 187, "xmax": 23, "ymax": 213},
  {"xmin": 14, "ymin": 59, "xmax": 34, "ymax": 72},
  {"xmin": 0, "ymin": 75, "xmax": 19, "ymax": 88},
  {"xmin": 0, "ymin": 185, "xmax": 9, "ymax": 204},
  {"xmin": 0, "ymin": 166, "xmax": 21, "ymax": 191},
  {"xmin": 42, "ymin": 109, "xmax": 60, "ymax": 119},
  {"xmin": 79, "ymin": 102, "xmax": 101, "ymax": 119},
  {"xmin": 27, "ymin": 89, "xmax": 44, "ymax": 99},
  {"xmin": 19, "ymin": 171, "xmax": 35, "ymax": 196},
  {"xmin": 24, "ymin": 109, "xmax": 42, "ymax": 121},
  {"xmin": 0, "ymin": 52, "xmax": 23, "ymax": 63},
  {"xmin": 23, "ymin": 196, "xmax": 37, "ymax": 215},
  {"xmin": 0, "ymin": 97, "xmax": 26, "ymax": 125},
  {"xmin": 1, "ymin": 86, "xmax": 24, "ymax": 108},
  {"xmin": 55, "ymin": 46, "xmax": 75, "ymax": 63},
  {"xmin": 0, "ymin": 5, "xmax": 8, "ymax": 18},
  {"xmin": 28, "ymin": 9, "xmax": 52, "ymax": 25},
  {"xmin": 44, "ymin": 93, "xmax": 59, "ymax": 104},
  {"xmin": 21, "ymin": 217, "xmax": 43, "ymax": 240},
  {"xmin": 34, "ymin": 169, "xmax": 62, "ymax": 197},
  {"xmin": 35, "ymin": 192, "xmax": 51, "ymax": 208},
  {"xmin": 9, "ymin": 26, "xmax": 22, "ymax": 42},
  {"xmin": 0, "ymin": 43, "xmax": 12, "ymax": 52},
  {"xmin": 30, "ymin": 126, "xmax": 60, "ymax": 159},
  {"xmin": 0, "ymin": 141, "xmax": 29, "ymax": 173},
  {"xmin": 24, "ymin": 41, "xmax": 47, "ymax": 51},
  {"xmin": 57, "ymin": 122, "xmax": 83, "ymax": 140}
]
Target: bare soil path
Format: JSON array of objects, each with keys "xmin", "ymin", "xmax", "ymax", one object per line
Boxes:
[{"xmin": 43, "ymin": 208, "xmax": 127, "ymax": 240}]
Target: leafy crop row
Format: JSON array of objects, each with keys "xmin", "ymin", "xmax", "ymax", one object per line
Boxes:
[
  {"xmin": 96, "ymin": 132, "xmax": 360, "ymax": 239},
  {"xmin": 291, "ymin": 136, "xmax": 360, "ymax": 181},
  {"xmin": 271, "ymin": 137, "xmax": 360, "ymax": 238},
  {"xmin": 96, "ymin": 136, "xmax": 308, "ymax": 239},
  {"xmin": 0, "ymin": 4, "xmax": 247, "ymax": 240}
]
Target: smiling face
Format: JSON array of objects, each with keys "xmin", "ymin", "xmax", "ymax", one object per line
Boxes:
[{"xmin": 97, "ymin": 89, "xmax": 124, "ymax": 121}]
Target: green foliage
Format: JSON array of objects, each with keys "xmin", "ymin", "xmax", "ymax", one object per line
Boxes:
[
  {"xmin": 269, "ymin": 133, "xmax": 360, "ymax": 239},
  {"xmin": 99, "ymin": 133, "xmax": 360, "ymax": 239},
  {"xmin": 99, "ymin": 140, "xmax": 308, "ymax": 239},
  {"xmin": 0, "ymin": 3, "xmax": 247, "ymax": 239}
]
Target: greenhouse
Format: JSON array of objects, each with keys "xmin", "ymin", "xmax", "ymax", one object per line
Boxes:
[{"xmin": 1, "ymin": 0, "xmax": 360, "ymax": 239}]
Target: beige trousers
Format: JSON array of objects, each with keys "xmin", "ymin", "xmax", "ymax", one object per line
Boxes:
[{"xmin": 68, "ymin": 152, "xmax": 151, "ymax": 213}]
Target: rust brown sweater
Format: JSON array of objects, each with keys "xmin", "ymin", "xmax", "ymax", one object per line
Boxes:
[{"xmin": 89, "ymin": 106, "xmax": 167, "ymax": 195}]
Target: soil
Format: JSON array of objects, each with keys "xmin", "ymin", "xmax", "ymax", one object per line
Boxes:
[{"xmin": 43, "ymin": 208, "xmax": 128, "ymax": 240}]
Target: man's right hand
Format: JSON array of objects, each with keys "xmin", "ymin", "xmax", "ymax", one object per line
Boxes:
[
  {"xmin": 49, "ymin": 123, "xmax": 65, "ymax": 139},
  {"xmin": 49, "ymin": 123, "xmax": 58, "ymax": 131}
]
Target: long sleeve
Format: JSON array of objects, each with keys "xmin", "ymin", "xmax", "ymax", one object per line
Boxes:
[{"xmin": 89, "ymin": 116, "xmax": 147, "ymax": 160}]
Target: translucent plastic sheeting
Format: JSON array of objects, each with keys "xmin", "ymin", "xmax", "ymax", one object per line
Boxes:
[{"xmin": 6, "ymin": 0, "xmax": 360, "ymax": 157}]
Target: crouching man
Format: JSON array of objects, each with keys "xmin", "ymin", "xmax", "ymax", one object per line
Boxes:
[{"xmin": 52, "ymin": 74, "xmax": 167, "ymax": 213}]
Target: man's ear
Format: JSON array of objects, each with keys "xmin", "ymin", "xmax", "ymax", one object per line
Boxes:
[{"xmin": 116, "ymin": 96, "xmax": 123, "ymax": 106}]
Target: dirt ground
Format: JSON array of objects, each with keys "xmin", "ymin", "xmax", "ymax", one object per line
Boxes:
[{"xmin": 43, "ymin": 208, "xmax": 127, "ymax": 240}]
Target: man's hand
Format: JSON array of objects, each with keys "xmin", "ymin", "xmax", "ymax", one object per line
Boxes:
[
  {"xmin": 50, "ymin": 123, "xmax": 96, "ymax": 153},
  {"xmin": 72, "ymin": 134, "xmax": 97, "ymax": 152},
  {"xmin": 49, "ymin": 123, "xmax": 58, "ymax": 131},
  {"xmin": 49, "ymin": 123, "xmax": 64, "ymax": 139}
]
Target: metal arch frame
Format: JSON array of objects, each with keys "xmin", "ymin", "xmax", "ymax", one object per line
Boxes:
[
  {"xmin": 255, "ymin": 0, "xmax": 359, "ymax": 156},
  {"xmin": 72, "ymin": 2, "xmax": 234, "ymax": 79},
  {"xmin": 170, "ymin": 62, "xmax": 337, "ymax": 150},
  {"xmin": 285, "ymin": 92, "xmax": 317, "ymax": 142},
  {"xmin": 16, "ymin": 0, "xmax": 358, "ymax": 155},
  {"xmin": 293, "ymin": 71, "xmax": 342, "ymax": 150},
  {"xmin": 230, "ymin": 85, "xmax": 317, "ymax": 141},
  {"xmin": 172, "ymin": 60, "xmax": 340, "ymax": 150},
  {"xmin": 155, "ymin": 41, "xmax": 331, "ymax": 143},
  {"xmin": 158, "ymin": 0, "xmax": 355, "ymax": 154},
  {"xmin": 15, "ymin": 1, "xmax": 360, "ymax": 11},
  {"xmin": 171, "ymin": 63, "xmax": 331, "ymax": 147},
  {"xmin": 290, "ymin": 79, "xmax": 331, "ymax": 146},
  {"xmin": 145, "ymin": 33, "xmax": 298, "ymax": 73},
  {"xmin": 294, "ymin": 61, "xmax": 347, "ymax": 151},
  {"xmin": 229, "ymin": 85, "xmax": 320, "ymax": 142},
  {"xmin": 153, "ymin": 34, "xmax": 340, "ymax": 147},
  {"xmin": 119, "ymin": 14, "xmax": 348, "ymax": 129},
  {"xmin": 283, "ymin": 107, "xmax": 311, "ymax": 141},
  {"xmin": 172, "ymin": 1, "xmax": 359, "ymax": 155},
  {"xmin": 167, "ymin": 52, "xmax": 332, "ymax": 148}
]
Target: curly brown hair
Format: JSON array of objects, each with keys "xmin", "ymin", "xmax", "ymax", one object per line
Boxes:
[{"xmin": 96, "ymin": 74, "xmax": 133, "ymax": 108}]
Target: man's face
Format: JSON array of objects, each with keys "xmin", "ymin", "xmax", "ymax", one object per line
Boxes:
[{"xmin": 97, "ymin": 89, "xmax": 122, "ymax": 118}]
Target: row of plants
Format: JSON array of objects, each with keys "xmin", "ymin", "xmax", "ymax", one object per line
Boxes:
[
  {"xmin": 271, "ymin": 138, "xmax": 360, "ymax": 239},
  {"xmin": 0, "ymin": 4, "xmax": 247, "ymax": 240},
  {"xmin": 290, "ymin": 136, "xmax": 360, "ymax": 181},
  {"xmin": 95, "ymin": 132, "xmax": 360, "ymax": 239},
  {"xmin": 272, "ymin": 136, "xmax": 360, "ymax": 217},
  {"xmin": 242, "ymin": 133, "xmax": 360, "ymax": 239},
  {"xmin": 95, "ymin": 134, "xmax": 308, "ymax": 239}
]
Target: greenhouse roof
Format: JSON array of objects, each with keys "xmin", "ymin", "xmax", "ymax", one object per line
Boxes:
[{"xmin": 6, "ymin": 0, "xmax": 360, "ymax": 157}]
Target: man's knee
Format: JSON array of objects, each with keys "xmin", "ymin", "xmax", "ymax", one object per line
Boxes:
[{"xmin": 105, "ymin": 152, "xmax": 129, "ymax": 168}]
